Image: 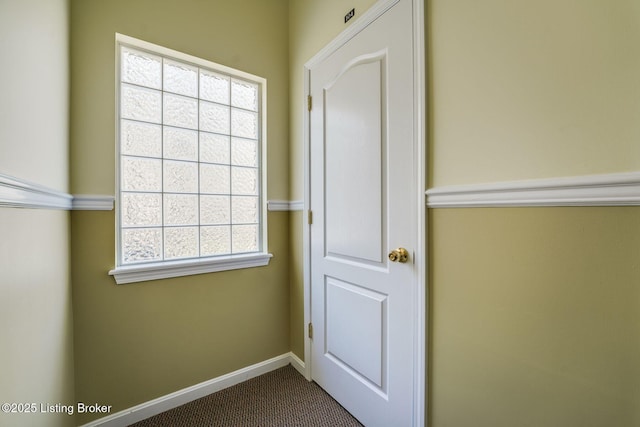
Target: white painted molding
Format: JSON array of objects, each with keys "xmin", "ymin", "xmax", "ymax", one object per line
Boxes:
[
  {"xmin": 289, "ymin": 352, "xmax": 306, "ymax": 377},
  {"xmin": 412, "ymin": 1, "xmax": 427, "ymax": 426},
  {"xmin": 267, "ymin": 200, "xmax": 304, "ymax": 211},
  {"xmin": 0, "ymin": 173, "xmax": 117, "ymax": 211},
  {"xmin": 72, "ymin": 195, "xmax": 115, "ymax": 210},
  {"xmin": 426, "ymin": 171, "xmax": 640, "ymax": 208},
  {"xmin": 0, "ymin": 172, "xmax": 72, "ymax": 209},
  {"xmin": 109, "ymin": 252, "xmax": 273, "ymax": 284},
  {"xmin": 79, "ymin": 353, "xmax": 298, "ymax": 427},
  {"xmin": 289, "ymin": 200, "xmax": 304, "ymax": 211}
]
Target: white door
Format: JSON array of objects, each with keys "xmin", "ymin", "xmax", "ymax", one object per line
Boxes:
[{"xmin": 308, "ymin": 0, "xmax": 419, "ymax": 425}]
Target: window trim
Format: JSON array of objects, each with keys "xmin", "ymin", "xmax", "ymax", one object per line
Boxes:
[
  {"xmin": 110, "ymin": 33, "xmax": 270, "ymax": 284},
  {"xmin": 109, "ymin": 253, "xmax": 273, "ymax": 285}
]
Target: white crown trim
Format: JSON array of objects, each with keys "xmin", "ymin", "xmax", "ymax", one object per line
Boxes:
[{"xmin": 426, "ymin": 171, "xmax": 640, "ymax": 208}]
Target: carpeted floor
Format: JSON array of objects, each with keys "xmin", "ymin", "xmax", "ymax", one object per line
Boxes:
[{"xmin": 129, "ymin": 365, "xmax": 363, "ymax": 426}]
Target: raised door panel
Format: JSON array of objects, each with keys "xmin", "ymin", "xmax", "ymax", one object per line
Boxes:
[
  {"xmin": 324, "ymin": 56, "xmax": 386, "ymax": 265},
  {"xmin": 325, "ymin": 276, "xmax": 388, "ymax": 391}
]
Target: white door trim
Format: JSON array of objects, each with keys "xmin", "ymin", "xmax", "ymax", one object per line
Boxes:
[{"xmin": 302, "ymin": 1, "xmax": 426, "ymax": 425}]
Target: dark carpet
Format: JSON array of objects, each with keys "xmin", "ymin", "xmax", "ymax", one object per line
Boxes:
[{"xmin": 129, "ymin": 364, "xmax": 363, "ymax": 426}]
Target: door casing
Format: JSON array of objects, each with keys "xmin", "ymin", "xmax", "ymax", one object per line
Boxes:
[{"xmin": 302, "ymin": 0, "xmax": 427, "ymax": 425}]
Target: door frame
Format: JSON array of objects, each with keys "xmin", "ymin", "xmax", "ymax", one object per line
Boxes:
[{"xmin": 302, "ymin": 0, "xmax": 427, "ymax": 425}]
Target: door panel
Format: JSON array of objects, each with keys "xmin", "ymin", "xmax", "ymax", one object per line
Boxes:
[
  {"xmin": 325, "ymin": 276, "xmax": 387, "ymax": 389},
  {"xmin": 325, "ymin": 55, "xmax": 385, "ymax": 264}
]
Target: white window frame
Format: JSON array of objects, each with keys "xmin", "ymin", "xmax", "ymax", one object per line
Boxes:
[{"xmin": 109, "ymin": 33, "xmax": 271, "ymax": 285}]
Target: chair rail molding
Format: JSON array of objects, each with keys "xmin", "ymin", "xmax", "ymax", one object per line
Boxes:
[
  {"xmin": 0, "ymin": 172, "xmax": 303, "ymax": 213},
  {"xmin": 0, "ymin": 172, "xmax": 72, "ymax": 209},
  {"xmin": 267, "ymin": 200, "xmax": 304, "ymax": 211},
  {"xmin": 72, "ymin": 195, "xmax": 115, "ymax": 210},
  {"xmin": 426, "ymin": 171, "xmax": 640, "ymax": 208},
  {"xmin": 0, "ymin": 172, "xmax": 117, "ymax": 210}
]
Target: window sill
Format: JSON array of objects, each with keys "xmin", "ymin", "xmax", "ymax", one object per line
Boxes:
[{"xmin": 108, "ymin": 253, "xmax": 273, "ymax": 285}]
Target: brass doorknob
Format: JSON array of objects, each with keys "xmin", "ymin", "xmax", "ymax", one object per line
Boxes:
[{"xmin": 388, "ymin": 248, "xmax": 409, "ymax": 263}]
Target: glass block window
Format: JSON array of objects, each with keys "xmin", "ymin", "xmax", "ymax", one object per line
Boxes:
[{"xmin": 116, "ymin": 38, "xmax": 265, "ymax": 266}]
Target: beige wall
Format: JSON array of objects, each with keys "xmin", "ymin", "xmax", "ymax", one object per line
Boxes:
[
  {"xmin": 430, "ymin": 208, "xmax": 640, "ymax": 426},
  {"xmin": 0, "ymin": 0, "xmax": 70, "ymax": 189},
  {"xmin": 429, "ymin": 0, "xmax": 640, "ymax": 426},
  {"xmin": 429, "ymin": 0, "xmax": 640, "ymax": 187},
  {"xmin": 0, "ymin": 1, "xmax": 75, "ymax": 427},
  {"xmin": 0, "ymin": 211, "xmax": 75, "ymax": 427},
  {"xmin": 69, "ymin": 0, "xmax": 291, "ymax": 423}
]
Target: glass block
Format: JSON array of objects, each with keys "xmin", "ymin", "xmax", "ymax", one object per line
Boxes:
[
  {"xmin": 122, "ymin": 228, "xmax": 162, "ymax": 263},
  {"xmin": 164, "ymin": 93, "xmax": 198, "ymax": 129},
  {"xmin": 200, "ymin": 132, "xmax": 230, "ymax": 164},
  {"xmin": 200, "ymin": 195, "xmax": 230, "ymax": 225},
  {"xmin": 231, "ymin": 79, "xmax": 258, "ymax": 111},
  {"xmin": 164, "ymin": 127, "xmax": 197, "ymax": 161},
  {"xmin": 200, "ymin": 163, "xmax": 230, "ymax": 194},
  {"xmin": 164, "ymin": 194, "xmax": 198, "ymax": 226},
  {"xmin": 232, "ymin": 224, "xmax": 259, "ymax": 253},
  {"xmin": 121, "ymin": 84, "xmax": 161, "ymax": 123},
  {"xmin": 200, "ymin": 226, "xmax": 231, "ymax": 256},
  {"xmin": 232, "ymin": 196, "xmax": 259, "ymax": 224},
  {"xmin": 200, "ymin": 101, "xmax": 230, "ymax": 134},
  {"xmin": 121, "ymin": 120, "xmax": 161, "ymax": 158},
  {"xmin": 231, "ymin": 137, "xmax": 257, "ymax": 167},
  {"xmin": 231, "ymin": 108, "xmax": 258, "ymax": 139},
  {"xmin": 164, "ymin": 226, "xmax": 199, "ymax": 259},
  {"xmin": 231, "ymin": 167, "xmax": 258, "ymax": 195},
  {"xmin": 122, "ymin": 156, "xmax": 162, "ymax": 192},
  {"xmin": 164, "ymin": 59, "xmax": 197, "ymax": 97},
  {"xmin": 164, "ymin": 160, "xmax": 198, "ymax": 193},
  {"xmin": 121, "ymin": 47, "xmax": 162, "ymax": 89},
  {"xmin": 121, "ymin": 193, "xmax": 162, "ymax": 227},
  {"xmin": 200, "ymin": 71, "xmax": 230, "ymax": 104}
]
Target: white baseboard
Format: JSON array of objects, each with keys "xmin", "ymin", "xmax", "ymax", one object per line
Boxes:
[
  {"xmin": 289, "ymin": 352, "xmax": 306, "ymax": 377},
  {"xmin": 79, "ymin": 352, "xmax": 300, "ymax": 427}
]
